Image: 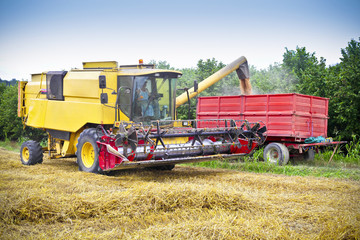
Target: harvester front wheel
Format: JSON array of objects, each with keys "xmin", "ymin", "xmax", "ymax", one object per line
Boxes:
[
  {"xmin": 263, "ymin": 143, "xmax": 289, "ymax": 166},
  {"xmin": 20, "ymin": 140, "xmax": 43, "ymax": 165},
  {"xmin": 76, "ymin": 128, "xmax": 102, "ymax": 174}
]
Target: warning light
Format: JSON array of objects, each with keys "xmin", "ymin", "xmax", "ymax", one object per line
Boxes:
[{"xmin": 139, "ymin": 59, "xmax": 144, "ymax": 64}]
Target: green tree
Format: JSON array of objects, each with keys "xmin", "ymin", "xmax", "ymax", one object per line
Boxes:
[
  {"xmin": 281, "ymin": 40, "xmax": 360, "ymax": 139},
  {"xmin": 0, "ymin": 82, "xmax": 7, "ymax": 139},
  {"xmin": 0, "ymin": 82, "xmax": 6, "ymax": 93},
  {"xmin": 0, "ymin": 83, "xmax": 46, "ymax": 142},
  {"xmin": 329, "ymin": 38, "xmax": 360, "ymax": 139},
  {"xmin": 175, "ymin": 67, "xmax": 197, "ymax": 120},
  {"xmin": 176, "ymin": 67, "xmax": 197, "ymax": 92},
  {"xmin": 0, "ymin": 84, "xmax": 24, "ymax": 140},
  {"xmin": 326, "ymin": 63, "xmax": 342, "ymax": 137},
  {"xmin": 282, "ymin": 46, "xmax": 327, "ymax": 96}
]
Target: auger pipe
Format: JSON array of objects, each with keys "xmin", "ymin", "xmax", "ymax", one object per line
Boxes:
[{"xmin": 176, "ymin": 56, "xmax": 251, "ymax": 108}]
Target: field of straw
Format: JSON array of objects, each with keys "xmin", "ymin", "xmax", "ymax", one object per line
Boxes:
[{"xmin": 0, "ymin": 147, "xmax": 359, "ymax": 239}]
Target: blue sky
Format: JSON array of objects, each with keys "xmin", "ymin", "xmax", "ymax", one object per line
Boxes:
[{"xmin": 0, "ymin": 0, "xmax": 359, "ymax": 80}]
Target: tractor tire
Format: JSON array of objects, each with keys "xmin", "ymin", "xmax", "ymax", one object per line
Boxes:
[
  {"xmin": 263, "ymin": 143, "xmax": 289, "ymax": 166},
  {"xmin": 20, "ymin": 140, "xmax": 43, "ymax": 165},
  {"xmin": 303, "ymin": 149, "xmax": 315, "ymax": 161},
  {"xmin": 279, "ymin": 144, "xmax": 290, "ymax": 164},
  {"xmin": 76, "ymin": 128, "xmax": 102, "ymax": 174}
]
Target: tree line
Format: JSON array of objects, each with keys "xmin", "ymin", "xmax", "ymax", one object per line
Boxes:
[{"xmin": 0, "ymin": 38, "xmax": 359, "ymax": 141}]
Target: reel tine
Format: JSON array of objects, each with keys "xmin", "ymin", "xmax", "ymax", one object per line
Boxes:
[
  {"xmin": 144, "ymin": 125, "xmax": 155, "ymax": 145},
  {"xmin": 127, "ymin": 127, "xmax": 138, "ymax": 152},
  {"xmin": 257, "ymin": 126, "xmax": 267, "ymax": 134},
  {"xmin": 256, "ymin": 126, "xmax": 267, "ymax": 144},
  {"xmin": 245, "ymin": 120, "xmax": 251, "ymax": 131},
  {"xmin": 251, "ymin": 122, "xmax": 260, "ymax": 132},
  {"xmin": 248, "ymin": 139, "xmax": 253, "ymax": 149}
]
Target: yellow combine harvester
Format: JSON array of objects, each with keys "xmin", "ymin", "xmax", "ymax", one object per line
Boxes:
[{"xmin": 18, "ymin": 58, "xmax": 266, "ymax": 173}]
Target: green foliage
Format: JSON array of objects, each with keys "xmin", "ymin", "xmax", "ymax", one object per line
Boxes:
[
  {"xmin": 186, "ymin": 143, "xmax": 360, "ymax": 180},
  {"xmin": 0, "ymin": 139, "xmax": 22, "ymax": 152},
  {"xmin": 281, "ymin": 40, "xmax": 360, "ymax": 140},
  {"xmin": 187, "ymin": 158, "xmax": 360, "ymax": 180},
  {"xmin": 175, "ymin": 67, "xmax": 198, "ymax": 120},
  {"xmin": 0, "ymin": 78, "xmax": 18, "ymax": 86},
  {"xmin": 282, "ymin": 46, "xmax": 327, "ymax": 96},
  {"xmin": 330, "ymin": 38, "xmax": 360, "ymax": 139},
  {"xmin": 0, "ymin": 82, "xmax": 6, "ymax": 95},
  {"xmin": 0, "ymin": 84, "xmax": 24, "ymax": 140},
  {"xmin": 0, "ymin": 83, "xmax": 46, "ymax": 142},
  {"xmin": 250, "ymin": 63, "xmax": 297, "ymax": 94},
  {"xmin": 0, "ymin": 83, "xmax": 7, "ymax": 140},
  {"xmin": 345, "ymin": 135, "xmax": 360, "ymax": 163}
]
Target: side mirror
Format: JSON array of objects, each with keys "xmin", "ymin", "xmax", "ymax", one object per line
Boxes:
[
  {"xmin": 100, "ymin": 93, "xmax": 108, "ymax": 104},
  {"xmin": 99, "ymin": 75, "xmax": 106, "ymax": 89},
  {"xmin": 194, "ymin": 80, "xmax": 198, "ymax": 92}
]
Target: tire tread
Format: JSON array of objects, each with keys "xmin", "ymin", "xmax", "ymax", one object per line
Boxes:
[
  {"xmin": 20, "ymin": 140, "xmax": 43, "ymax": 165},
  {"xmin": 76, "ymin": 128, "xmax": 102, "ymax": 173}
]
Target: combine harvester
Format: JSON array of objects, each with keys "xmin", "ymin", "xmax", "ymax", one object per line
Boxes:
[{"xmin": 18, "ymin": 57, "xmax": 266, "ymax": 173}]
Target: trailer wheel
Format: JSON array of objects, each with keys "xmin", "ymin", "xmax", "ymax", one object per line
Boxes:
[
  {"xmin": 263, "ymin": 143, "xmax": 289, "ymax": 166},
  {"xmin": 303, "ymin": 149, "xmax": 315, "ymax": 161},
  {"xmin": 20, "ymin": 140, "xmax": 43, "ymax": 165},
  {"xmin": 76, "ymin": 128, "xmax": 102, "ymax": 174}
]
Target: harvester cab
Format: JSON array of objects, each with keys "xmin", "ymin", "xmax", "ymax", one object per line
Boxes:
[
  {"xmin": 18, "ymin": 58, "xmax": 266, "ymax": 174},
  {"xmin": 114, "ymin": 68, "xmax": 180, "ymax": 124}
]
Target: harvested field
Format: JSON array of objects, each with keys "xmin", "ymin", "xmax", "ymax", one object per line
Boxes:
[{"xmin": 0, "ymin": 147, "xmax": 359, "ymax": 239}]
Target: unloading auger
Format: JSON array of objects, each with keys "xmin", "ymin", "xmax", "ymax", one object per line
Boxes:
[{"xmin": 176, "ymin": 56, "xmax": 252, "ymax": 108}]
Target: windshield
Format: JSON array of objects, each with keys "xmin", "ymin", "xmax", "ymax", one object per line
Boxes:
[{"xmin": 132, "ymin": 75, "xmax": 176, "ymax": 123}]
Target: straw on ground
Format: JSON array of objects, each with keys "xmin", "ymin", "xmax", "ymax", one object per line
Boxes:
[{"xmin": 0, "ymin": 148, "xmax": 359, "ymax": 239}]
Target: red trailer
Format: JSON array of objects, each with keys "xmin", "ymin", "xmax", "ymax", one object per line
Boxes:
[{"xmin": 197, "ymin": 93, "xmax": 345, "ymax": 165}]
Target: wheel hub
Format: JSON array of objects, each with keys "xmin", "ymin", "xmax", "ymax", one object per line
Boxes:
[
  {"xmin": 22, "ymin": 147, "xmax": 30, "ymax": 162},
  {"xmin": 268, "ymin": 149, "xmax": 279, "ymax": 163},
  {"xmin": 81, "ymin": 142, "xmax": 95, "ymax": 168}
]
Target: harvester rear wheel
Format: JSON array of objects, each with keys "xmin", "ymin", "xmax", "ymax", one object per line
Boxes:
[
  {"xmin": 20, "ymin": 140, "xmax": 43, "ymax": 165},
  {"xmin": 76, "ymin": 128, "xmax": 102, "ymax": 174},
  {"xmin": 263, "ymin": 143, "xmax": 289, "ymax": 166}
]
